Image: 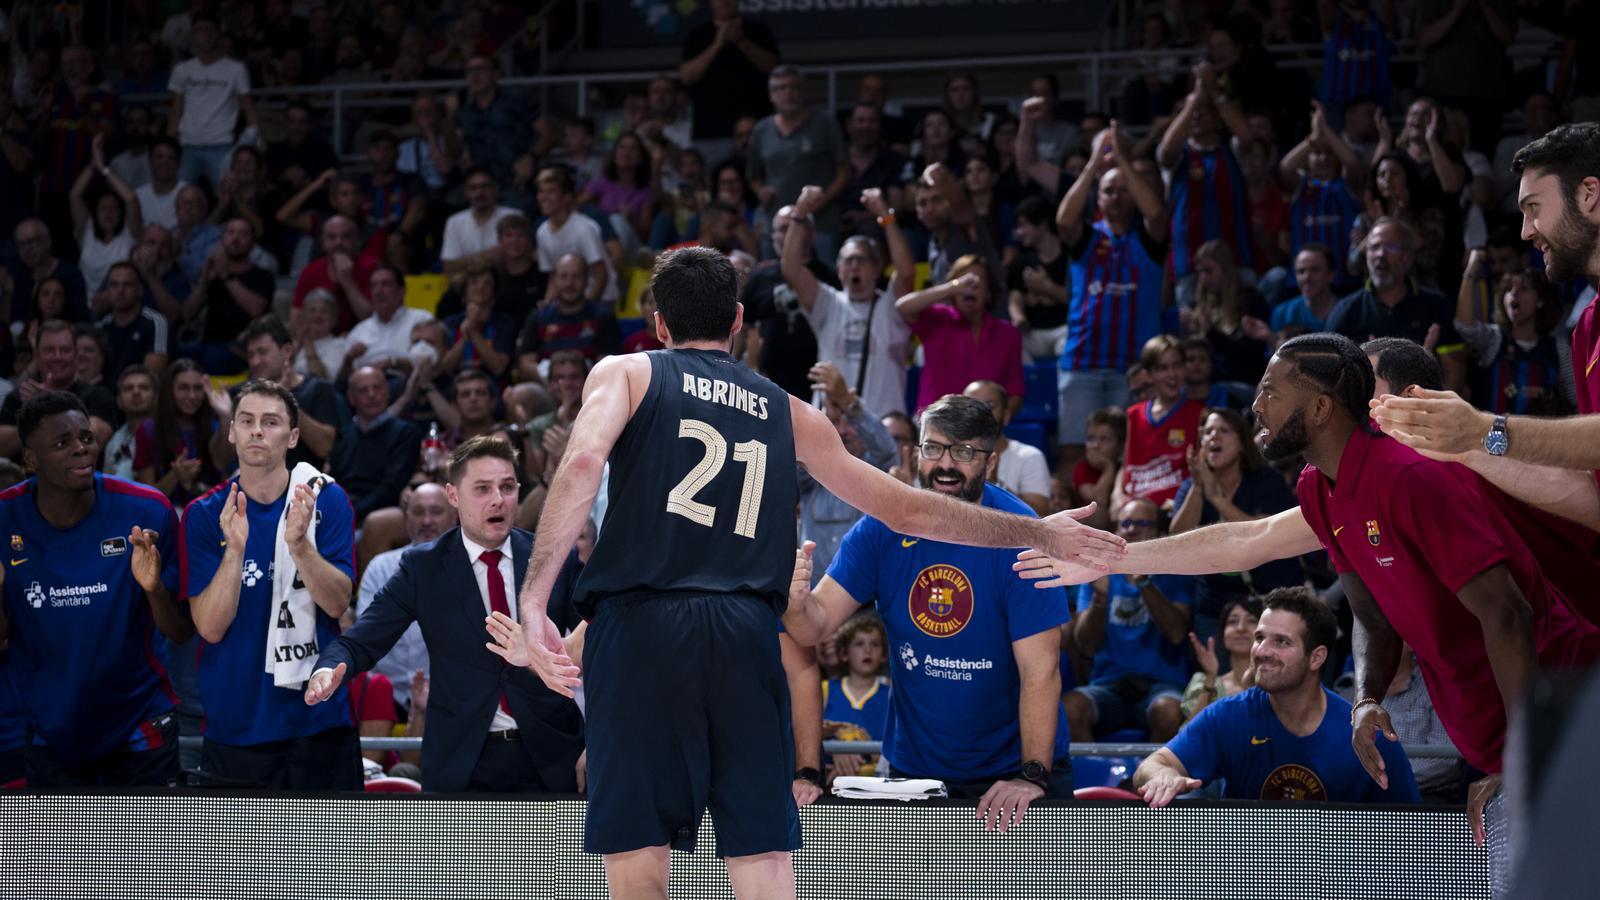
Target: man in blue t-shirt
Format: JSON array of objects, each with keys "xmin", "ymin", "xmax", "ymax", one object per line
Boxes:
[
  {"xmin": 786, "ymin": 395, "xmax": 1073, "ymax": 832},
  {"xmin": 0, "ymin": 392, "xmax": 189, "ymax": 786},
  {"xmin": 182, "ymin": 380, "xmax": 361, "ymax": 789},
  {"xmin": 1067, "ymin": 496, "xmax": 1193, "ymax": 742},
  {"xmin": 1135, "ymin": 587, "xmax": 1419, "ymax": 805}
]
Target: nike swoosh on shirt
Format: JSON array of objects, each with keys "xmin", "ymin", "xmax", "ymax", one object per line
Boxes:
[
  {"xmin": 8, "ymin": 558, "xmax": 24, "ymax": 566},
  {"xmin": 901, "ymin": 538, "xmax": 918, "ymax": 548},
  {"xmin": 1332, "ymin": 526, "xmax": 1345, "ymax": 537},
  {"xmin": 1251, "ymin": 736, "xmax": 1270, "ymax": 745}
]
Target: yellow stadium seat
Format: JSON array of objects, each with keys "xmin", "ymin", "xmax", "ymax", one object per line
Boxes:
[
  {"xmin": 405, "ymin": 274, "xmax": 450, "ymax": 316},
  {"xmin": 619, "ymin": 268, "xmax": 649, "ymax": 318},
  {"xmin": 210, "ymin": 372, "xmax": 248, "ymax": 390}
]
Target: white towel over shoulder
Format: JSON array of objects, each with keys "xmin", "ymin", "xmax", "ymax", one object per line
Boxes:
[
  {"xmin": 265, "ymin": 463, "xmax": 334, "ymax": 688},
  {"xmin": 831, "ymin": 776, "xmax": 948, "ymax": 801}
]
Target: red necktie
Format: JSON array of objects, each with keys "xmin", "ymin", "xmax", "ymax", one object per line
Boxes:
[{"xmin": 480, "ymin": 549, "xmax": 514, "ymax": 717}]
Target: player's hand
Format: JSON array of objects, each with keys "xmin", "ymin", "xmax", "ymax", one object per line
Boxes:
[
  {"xmin": 518, "ymin": 613, "xmax": 582, "ymax": 698},
  {"xmin": 859, "ymin": 187, "xmax": 889, "ymax": 218},
  {"xmin": 1012, "ymin": 547, "xmax": 1106, "ymax": 589},
  {"xmin": 575, "ymin": 749, "xmax": 588, "ymax": 794},
  {"xmin": 1467, "ymin": 773, "xmax": 1502, "ymax": 846},
  {"xmin": 1021, "ymin": 96, "xmax": 1048, "ymax": 122},
  {"xmin": 128, "ymin": 525, "xmax": 164, "ymax": 593},
  {"xmin": 1368, "ymin": 387, "xmax": 1490, "ymax": 461},
  {"xmin": 1351, "ymin": 701, "xmax": 1398, "ymax": 790},
  {"xmin": 789, "ymin": 541, "xmax": 815, "ymax": 610},
  {"xmin": 1040, "ymin": 503, "xmax": 1126, "ymax": 570},
  {"xmin": 220, "ymin": 482, "xmax": 250, "ymax": 548},
  {"xmin": 1138, "ymin": 770, "xmax": 1203, "ymax": 807},
  {"xmin": 283, "ymin": 483, "xmax": 317, "ymax": 549},
  {"xmin": 976, "ymin": 778, "xmax": 1045, "ymax": 832},
  {"xmin": 304, "ymin": 662, "xmax": 347, "ymax": 705},
  {"xmin": 794, "ymin": 184, "xmax": 825, "ymax": 218}
]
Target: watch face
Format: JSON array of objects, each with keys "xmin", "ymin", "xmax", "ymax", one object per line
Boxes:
[{"xmin": 1484, "ymin": 430, "xmax": 1509, "ymax": 456}]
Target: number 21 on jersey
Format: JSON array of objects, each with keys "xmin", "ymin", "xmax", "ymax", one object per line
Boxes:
[{"xmin": 666, "ymin": 418, "xmax": 767, "ymax": 538}]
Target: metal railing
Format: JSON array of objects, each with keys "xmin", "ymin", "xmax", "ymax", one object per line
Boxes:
[
  {"xmin": 175, "ymin": 735, "xmax": 1465, "ymax": 758},
  {"xmin": 205, "ymin": 33, "xmax": 1559, "ymax": 158}
]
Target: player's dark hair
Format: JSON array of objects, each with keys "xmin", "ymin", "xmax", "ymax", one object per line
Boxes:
[
  {"xmin": 242, "ymin": 315, "xmax": 293, "ymax": 348},
  {"xmin": 17, "ymin": 391, "xmax": 90, "ymax": 450},
  {"xmin": 1275, "ymin": 333, "xmax": 1376, "ymax": 429},
  {"xmin": 919, "ymin": 394, "xmax": 1000, "ymax": 447},
  {"xmin": 650, "ymin": 247, "xmax": 739, "ymax": 344},
  {"xmin": 448, "ymin": 433, "xmax": 519, "ymax": 485},
  {"xmin": 1261, "ymin": 587, "xmax": 1338, "ymax": 661},
  {"xmin": 236, "ymin": 379, "xmax": 300, "ymax": 429},
  {"xmin": 1510, "ymin": 123, "xmax": 1600, "ymax": 209},
  {"xmin": 1361, "ymin": 337, "xmax": 1443, "ymax": 394}
]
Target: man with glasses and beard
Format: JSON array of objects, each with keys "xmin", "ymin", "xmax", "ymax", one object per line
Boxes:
[
  {"xmin": 1371, "ymin": 123, "xmax": 1600, "ymax": 536},
  {"xmin": 1017, "ymin": 332, "xmax": 1600, "ymax": 854},
  {"xmin": 787, "ymin": 394, "xmax": 1074, "ymax": 831}
]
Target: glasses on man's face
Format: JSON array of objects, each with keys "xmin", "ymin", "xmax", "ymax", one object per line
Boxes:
[
  {"xmin": 918, "ymin": 440, "xmax": 992, "ymax": 464},
  {"xmin": 1119, "ymin": 518, "xmax": 1155, "ymax": 530}
]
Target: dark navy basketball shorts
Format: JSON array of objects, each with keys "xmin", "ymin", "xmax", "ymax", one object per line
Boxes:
[{"xmin": 582, "ymin": 591, "xmax": 802, "ymax": 858}]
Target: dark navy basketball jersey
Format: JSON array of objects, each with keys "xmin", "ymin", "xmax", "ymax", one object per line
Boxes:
[{"xmin": 576, "ymin": 348, "xmax": 799, "ymax": 618}]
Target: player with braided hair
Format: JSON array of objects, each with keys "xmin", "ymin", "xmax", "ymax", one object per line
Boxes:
[{"xmin": 1016, "ymin": 332, "xmax": 1600, "ymax": 846}]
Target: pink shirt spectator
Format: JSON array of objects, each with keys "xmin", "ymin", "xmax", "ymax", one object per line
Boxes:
[{"xmin": 908, "ymin": 304, "xmax": 1024, "ymax": 413}]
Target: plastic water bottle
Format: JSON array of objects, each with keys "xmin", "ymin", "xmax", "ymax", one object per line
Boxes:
[{"xmin": 421, "ymin": 421, "xmax": 445, "ymax": 473}]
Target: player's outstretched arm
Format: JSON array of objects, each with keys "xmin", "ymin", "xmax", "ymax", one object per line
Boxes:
[
  {"xmin": 791, "ymin": 397, "xmax": 1126, "ymax": 568},
  {"xmin": 1014, "ymin": 506, "xmax": 1321, "ymax": 587}
]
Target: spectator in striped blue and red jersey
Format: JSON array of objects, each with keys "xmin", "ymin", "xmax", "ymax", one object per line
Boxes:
[
  {"xmin": 1280, "ymin": 101, "xmax": 1366, "ymax": 289},
  {"xmin": 1156, "ymin": 63, "xmax": 1253, "ymax": 306},
  {"xmin": 359, "ymin": 130, "xmax": 430, "ymax": 273},
  {"xmin": 515, "ymin": 253, "xmax": 621, "ymax": 376},
  {"xmin": 41, "ymin": 45, "xmax": 118, "ymax": 249},
  {"xmin": 1054, "ymin": 121, "xmax": 1171, "ymax": 470},
  {"xmin": 1318, "ymin": 0, "xmax": 1395, "ymax": 128}
]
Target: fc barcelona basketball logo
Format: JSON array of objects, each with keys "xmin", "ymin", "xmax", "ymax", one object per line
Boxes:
[
  {"xmin": 908, "ymin": 564, "xmax": 975, "ymax": 638},
  {"xmin": 1366, "ymin": 520, "xmax": 1381, "ymax": 546},
  {"xmin": 1167, "ymin": 428, "xmax": 1186, "ymax": 448}
]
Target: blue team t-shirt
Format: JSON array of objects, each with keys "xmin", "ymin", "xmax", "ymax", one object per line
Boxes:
[
  {"xmin": 825, "ymin": 483, "xmax": 1072, "ymax": 780},
  {"xmin": 0, "ymin": 475, "xmax": 180, "ymax": 766},
  {"xmin": 181, "ymin": 477, "xmax": 356, "ymax": 746},
  {"xmin": 1072, "ymin": 574, "xmax": 1193, "ymax": 687},
  {"xmin": 1168, "ymin": 686, "xmax": 1420, "ymax": 802},
  {"xmin": 822, "ymin": 676, "xmax": 891, "ymax": 742}
]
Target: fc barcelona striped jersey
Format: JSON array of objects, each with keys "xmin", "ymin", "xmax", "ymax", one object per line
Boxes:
[
  {"xmin": 1062, "ymin": 220, "xmax": 1169, "ymax": 372},
  {"xmin": 1169, "ymin": 142, "xmax": 1253, "ymax": 277},
  {"xmin": 1290, "ymin": 176, "xmax": 1360, "ymax": 268}
]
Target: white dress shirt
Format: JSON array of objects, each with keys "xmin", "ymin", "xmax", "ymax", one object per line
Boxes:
[{"xmin": 462, "ymin": 531, "xmax": 518, "ymax": 733}]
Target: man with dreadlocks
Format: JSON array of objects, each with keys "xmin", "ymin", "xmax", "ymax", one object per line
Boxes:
[{"xmin": 1016, "ymin": 333, "xmax": 1600, "ymax": 852}]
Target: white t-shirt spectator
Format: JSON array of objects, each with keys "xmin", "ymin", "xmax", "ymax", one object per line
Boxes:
[
  {"xmin": 996, "ymin": 439, "xmax": 1052, "ymax": 502},
  {"xmin": 347, "ymin": 307, "xmax": 435, "ymax": 369},
  {"xmin": 109, "ymin": 149, "xmax": 151, "ymax": 188},
  {"xmin": 802, "ymin": 284, "xmax": 911, "ymax": 416},
  {"xmin": 536, "ymin": 212, "xmax": 618, "ymax": 303},
  {"xmin": 440, "ymin": 206, "xmax": 516, "ymax": 264},
  {"xmin": 168, "ymin": 56, "xmax": 250, "ymax": 146},
  {"xmin": 135, "ymin": 182, "xmax": 187, "ymax": 231},
  {"xmin": 79, "ymin": 223, "xmax": 136, "ymax": 294}
]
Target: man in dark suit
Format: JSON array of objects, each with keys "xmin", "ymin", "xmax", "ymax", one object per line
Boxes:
[{"xmin": 306, "ymin": 435, "xmax": 585, "ymax": 792}]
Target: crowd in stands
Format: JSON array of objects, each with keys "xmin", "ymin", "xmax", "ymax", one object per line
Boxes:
[{"xmin": 0, "ymin": 0, "xmax": 1592, "ymax": 801}]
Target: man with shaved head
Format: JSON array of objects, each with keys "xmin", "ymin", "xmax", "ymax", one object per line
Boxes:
[{"xmin": 329, "ymin": 366, "xmax": 422, "ymax": 522}]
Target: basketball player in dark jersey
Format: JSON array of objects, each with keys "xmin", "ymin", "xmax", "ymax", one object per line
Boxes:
[{"xmin": 494, "ymin": 247, "xmax": 1124, "ymax": 900}]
